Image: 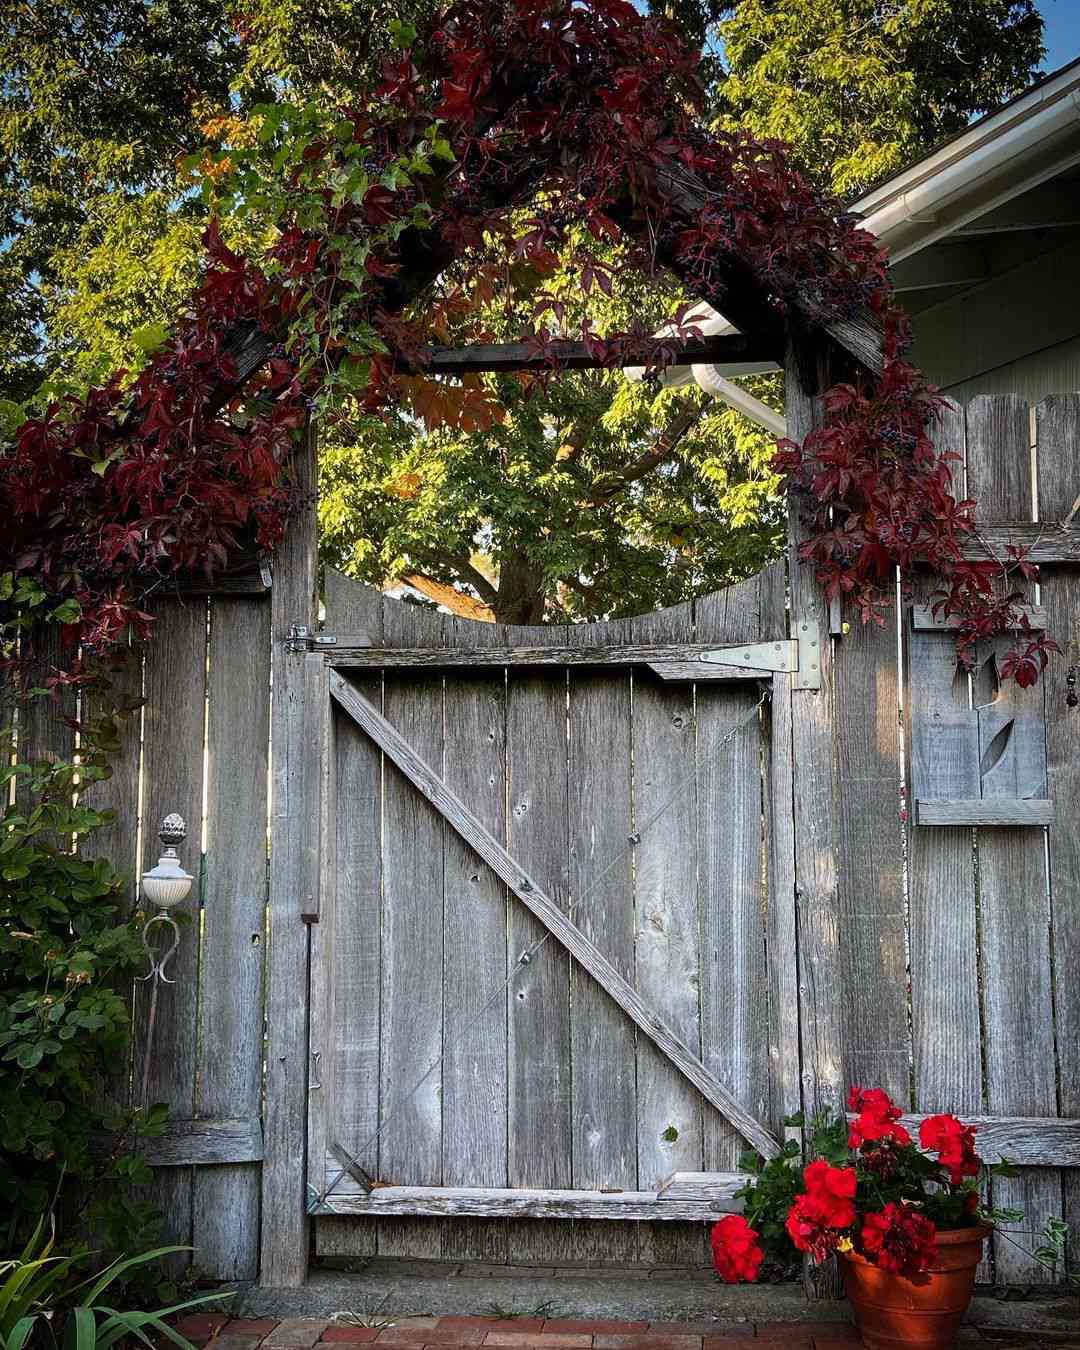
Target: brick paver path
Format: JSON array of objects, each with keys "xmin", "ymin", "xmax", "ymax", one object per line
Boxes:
[{"xmin": 172, "ymin": 1314, "xmax": 1080, "ymax": 1350}]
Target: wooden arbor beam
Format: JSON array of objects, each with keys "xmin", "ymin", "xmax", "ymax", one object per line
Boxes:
[{"xmin": 395, "ymin": 332, "xmax": 782, "ymax": 374}]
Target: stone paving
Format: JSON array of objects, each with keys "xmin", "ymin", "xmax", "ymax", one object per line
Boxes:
[{"xmin": 173, "ymin": 1313, "xmax": 1080, "ymax": 1350}]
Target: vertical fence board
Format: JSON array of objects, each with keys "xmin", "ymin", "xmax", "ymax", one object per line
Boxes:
[
  {"xmin": 378, "ymin": 671, "xmax": 445, "ymax": 1258},
  {"xmin": 761, "ymin": 561, "xmax": 803, "ymax": 1138},
  {"xmin": 785, "ymin": 347, "xmax": 843, "ymax": 1299},
  {"xmin": 262, "ymin": 425, "xmax": 319, "ymax": 1287},
  {"xmin": 137, "ymin": 598, "xmax": 207, "ymax": 1263},
  {"xmin": 316, "ymin": 575, "xmax": 385, "ymax": 1259},
  {"xmin": 194, "ymin": 596, "xmax": 271, "ymax": 1278},
  {"xmin": 909, "ymin": 404, "xmax": 984, "ymax": 1121},
  {"xmin": 442, "ymin": 671, "xmax": 510, "ymax": 1263},
  {"xmin": 835, "ymin": 581, "xmax": 908, "ymax": 1104},
  {"xmin": 506, "ymin": 666, "xmax": 573, "ymax": 1266},
  {"xmin": 630, "ymin": 602, "xmax": 703, "ymax": 1266},
  {"xmin": 696, "ymin": 579, "xmax": 769, "ymax": 1169},
  {"xmin": 1034, "ymin": 395, "xmax": 1080, "ymax": 1272},
  {"xmin": 567, "ymin": 650, "xmax": 637, "ymax": 1264},
  {"xmin": 966, "ymin": 396, "xmax": 1060, "ymax": 1282},
  {"xmin": 783, "ymin": 348, "xmax": 844, "ymax": 1129}
]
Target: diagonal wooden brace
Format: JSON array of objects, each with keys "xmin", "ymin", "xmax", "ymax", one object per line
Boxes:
[{"xmin": 329, "ymin": 669, "xmax": 781, "ymax": 1160}]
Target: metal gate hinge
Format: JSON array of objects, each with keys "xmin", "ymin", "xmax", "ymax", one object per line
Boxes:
[
  {"xmin": 285, "ymin": 623, "xmax": 340, "ymax": 654},
  {"xmin": 697, "ymin": 621, "xmax": 821, "ymax": 690}
]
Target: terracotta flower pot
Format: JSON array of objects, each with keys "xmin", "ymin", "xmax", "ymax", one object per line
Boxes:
[{"xmin": 839, "ymin": 1222, "xmax": 992, "ymax": 1350}]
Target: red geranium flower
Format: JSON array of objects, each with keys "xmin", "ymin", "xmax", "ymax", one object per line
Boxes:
[
  {"xmin": 860, "ymin": 1203, "xmax": 938, "ymax": 1276},
  {"xmin": 710, "ymin": 1215, "xmax": 764, "ymax": 1284},
  {"xmin": 848, "ymin": 1086, "xmax": 912, "ymax": 1149},
  {"xmin": 784, "ymin": 1161, "xmax": 857, "ymax": 1262},
  {"xmin": 919, "ymin": 1114, "xmax": 981, "ymax": 1185}
]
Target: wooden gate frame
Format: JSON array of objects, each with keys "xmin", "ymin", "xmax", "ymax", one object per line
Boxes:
[
  {"xmin": 301, "ymin": 640, "xmax": 809, "ymax": 1222},
  {"xmin": 258, "ymin": 350, "xmax": 836, "ymax": 1287}
]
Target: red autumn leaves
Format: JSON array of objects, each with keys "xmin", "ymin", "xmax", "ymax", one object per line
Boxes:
[{"xmin": 711, "ymin": 1087, "xmax": 984, "ymax": 1284}]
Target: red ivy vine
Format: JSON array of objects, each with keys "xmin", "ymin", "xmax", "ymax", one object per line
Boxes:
[{"xmin": 0, "ymin": 0, "xmax": 1057, "ymax": 686}]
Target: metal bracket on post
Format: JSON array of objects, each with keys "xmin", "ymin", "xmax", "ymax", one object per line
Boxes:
[
  {"xmin": 793, "ymin": 619, "xmax": 822, "ymax": 690},
  {"xmin": 285, "ymin": 624, "xmax": 341, "ymax": 653},
  {"xmin": 285, "ymin": 624, "xmax": 367, "ymax": 654},
  {"xmin": 697, "ymin": 622, "xmax": 821, "ymax": 690}
]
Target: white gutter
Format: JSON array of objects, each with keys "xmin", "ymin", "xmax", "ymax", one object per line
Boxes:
[
  {"xmin": 855, "ymin": 57, "xmax": 1080, "ymax": 261},
  {"xmin": 626, "ymin": 56, "xmax": 1080, "ymax": 437}
]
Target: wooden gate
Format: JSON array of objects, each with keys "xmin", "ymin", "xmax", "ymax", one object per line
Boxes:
[{"xmin": 302, "ymin": 564, "xmax": 801, "ymax": 1263}]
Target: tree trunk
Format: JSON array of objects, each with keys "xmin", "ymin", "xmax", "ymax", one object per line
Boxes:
[{"xmin": 493, "ymin": 556, "xmax": 547, "ymax": 625}]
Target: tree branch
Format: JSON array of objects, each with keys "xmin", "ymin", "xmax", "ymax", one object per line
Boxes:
[
  {"xmin": 408, "ymin": 547, "xmax": 500, "ymax": 606},
  {"xmin": 402, "ymin": 572, "xmax": 495, "ymax": 622},
  {"xmin": 584, "ymin": 403, "xmax": 703, "ymax": 507}
]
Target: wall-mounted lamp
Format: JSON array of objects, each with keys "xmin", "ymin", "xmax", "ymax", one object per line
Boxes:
[{"xmin": 137, "ymin": 814, "xmax": 194, "ymax": 1107}]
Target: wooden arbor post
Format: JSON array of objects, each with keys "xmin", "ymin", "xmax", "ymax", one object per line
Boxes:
[{"xmin": 261, "ymin": 422, "xmax": 320, "ymax": 1287}]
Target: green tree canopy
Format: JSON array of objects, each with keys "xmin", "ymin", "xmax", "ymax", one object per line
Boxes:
[{"xmin": 715, "ymin": 0, "xmax": 1044, "ymax": 196}]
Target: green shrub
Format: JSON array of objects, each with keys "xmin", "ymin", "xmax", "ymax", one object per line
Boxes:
[{"xmin": 1, "ymin": 576, "xmax": 158, "ymax": 1251}]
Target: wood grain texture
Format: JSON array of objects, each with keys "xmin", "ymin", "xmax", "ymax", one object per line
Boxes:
[
  {"xmin": 1033, "ymin": 395, "xmax": 1080, "ymax": 1271},
  {"xmin": 330, "ymin": 673, "xmax": 780, "ymax": 1163},
  {"xmin": 785, "ymin": 344, "xmax": 843, "ymax": 1301},
  {"xmin": 392, "ymin": 333, "xmax": 780, "ymax": 374},
  {"xmin": 954, "ymin": 522, "xmax": 1080, "ymax": 563},
  {"xmin": 378, "ymin": 667, "xmax": 445, "ymax": 1258},
  {"xmin": 261, "ymin": 423, "xmax": 319, "ymax": 1288},
  {"xmin": 137, "ymin": 598, "xmax": 208, "ymax": 1268},
  {"xmin": 195, "ymin": 595, "xmax": 271, "ymax": 1278},
  {"xmin": 915, "ymin": 799, "xmax": 1054, "ymax": 825},
  {"xmin": 136, "ymin": 1117, "xmax": 264, "ymax": 1167},
  {"xmin": 627, "ymin": 601, "xmax": 703, "ymax": 1269},
  {"xmin": 441, "ymin": 670, "xmax": 510, "ymax": 1263},
  {"xmin": 835, "ymin": 565, "xmax": 908, "ymax": 1105},
  {"xmin": 314, "ymin": 572, "xmax": 385, "ymax": 1260},
  {"xmin": 312, "ymin": 1182, "xmax": 744, "ymax": 1220},
  {"xmin": 696, "ymin": 578, "xmax": 769, "ymax": 1169},
  {"xmin": 853, "ymin": 1114, "xmax": 1080, "ymax": 1167},
  {"xmin": 761, "ymin": 561, "xmax": 803, "ymax": 1139},
  {"xmin": 657, "ymin": 1172, "xmax": 751, "ymax": 1203},
  {"xmin": 907, "ymin": 403, "xmax": 985, "ymax": 1235},
  {"xmin": 567, "ymin": 665, "xmax": 637, "ymax": 1188},
  {"xmin": 505, "ymin": 665, "xmax": 573, "ymax": 1266},
  {"xmin": 327, "ymin": 641, "xmax": 779, "ymax": 671},
  {"xmin": 784, "ymin": 348, "xmax": 844, "ymax": 1124},
  {"xmin": 965, "ymin": 395, "xmax": 1059, "ymax": 1283},
  {"xmin": 911, "ymin": 604, "xmax": 1045, "ymax": 630}
]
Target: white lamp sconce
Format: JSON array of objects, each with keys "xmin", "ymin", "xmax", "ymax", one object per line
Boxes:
[{"xmin": 137, "ymin": 813, "xmax": 194, "ymax": 1107}]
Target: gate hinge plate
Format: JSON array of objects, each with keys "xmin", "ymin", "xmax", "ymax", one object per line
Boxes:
[{"xmin": 698, "ymin": 622, "xmax": 821, "ymax": 690}]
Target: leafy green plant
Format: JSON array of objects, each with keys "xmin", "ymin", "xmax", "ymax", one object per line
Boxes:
[
  {"xmin": 1, "ymin": 585, "xmax": 160, "ymax": 1252},
  {"xmin": 0, "ymin": 1216, "xmax": 230, "ymax": 1350}
]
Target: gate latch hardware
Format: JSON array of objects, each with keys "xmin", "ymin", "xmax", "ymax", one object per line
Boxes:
[
  {"xmin": 698, "ymin": 620, "xmax": 821, "ymax": 691},
  {"xmin": 285, "ymin": 623, "xmax": 341, "ymax": 654}
]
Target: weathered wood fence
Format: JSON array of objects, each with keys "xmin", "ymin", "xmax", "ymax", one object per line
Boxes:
[{"xmin": 18, "ymin": 393, "xmax": 1080, "ymax": 1287}]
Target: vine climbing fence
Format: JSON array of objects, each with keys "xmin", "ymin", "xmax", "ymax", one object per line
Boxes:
[{"xmin": 19, "ymin": 390, "xmax": 1080, "ymax": 1289}]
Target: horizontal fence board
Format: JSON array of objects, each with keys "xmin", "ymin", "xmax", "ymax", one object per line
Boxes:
[
  {"xmin": 325, "ymin": 642, "xmax": 778, "ymax": 672},
  {"xmin": 850, "ymin": 1114, "xmax": 1080, "ymax": 1167},
  {"xmin": 311, "ymin": 1183, "xmax": 745, "ymax": 1220},
  {"xmin": 657, "ymin": 1172, "xmax": 752, "ymax": 1202},
  {"xmin": 916, "ymin": 799, "xmax": 1054, "ymax": 825},
  {"xmin": 911, "ymin": 604, "xmax": 1045, "ymax": 631},
  {"xmin": 954, "ymin": 522, "xmax": 1080, "ymax": 562},
  {"xmin": 101, "ymin": 1117, "xmax": 265, "ymax": 1167}
]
